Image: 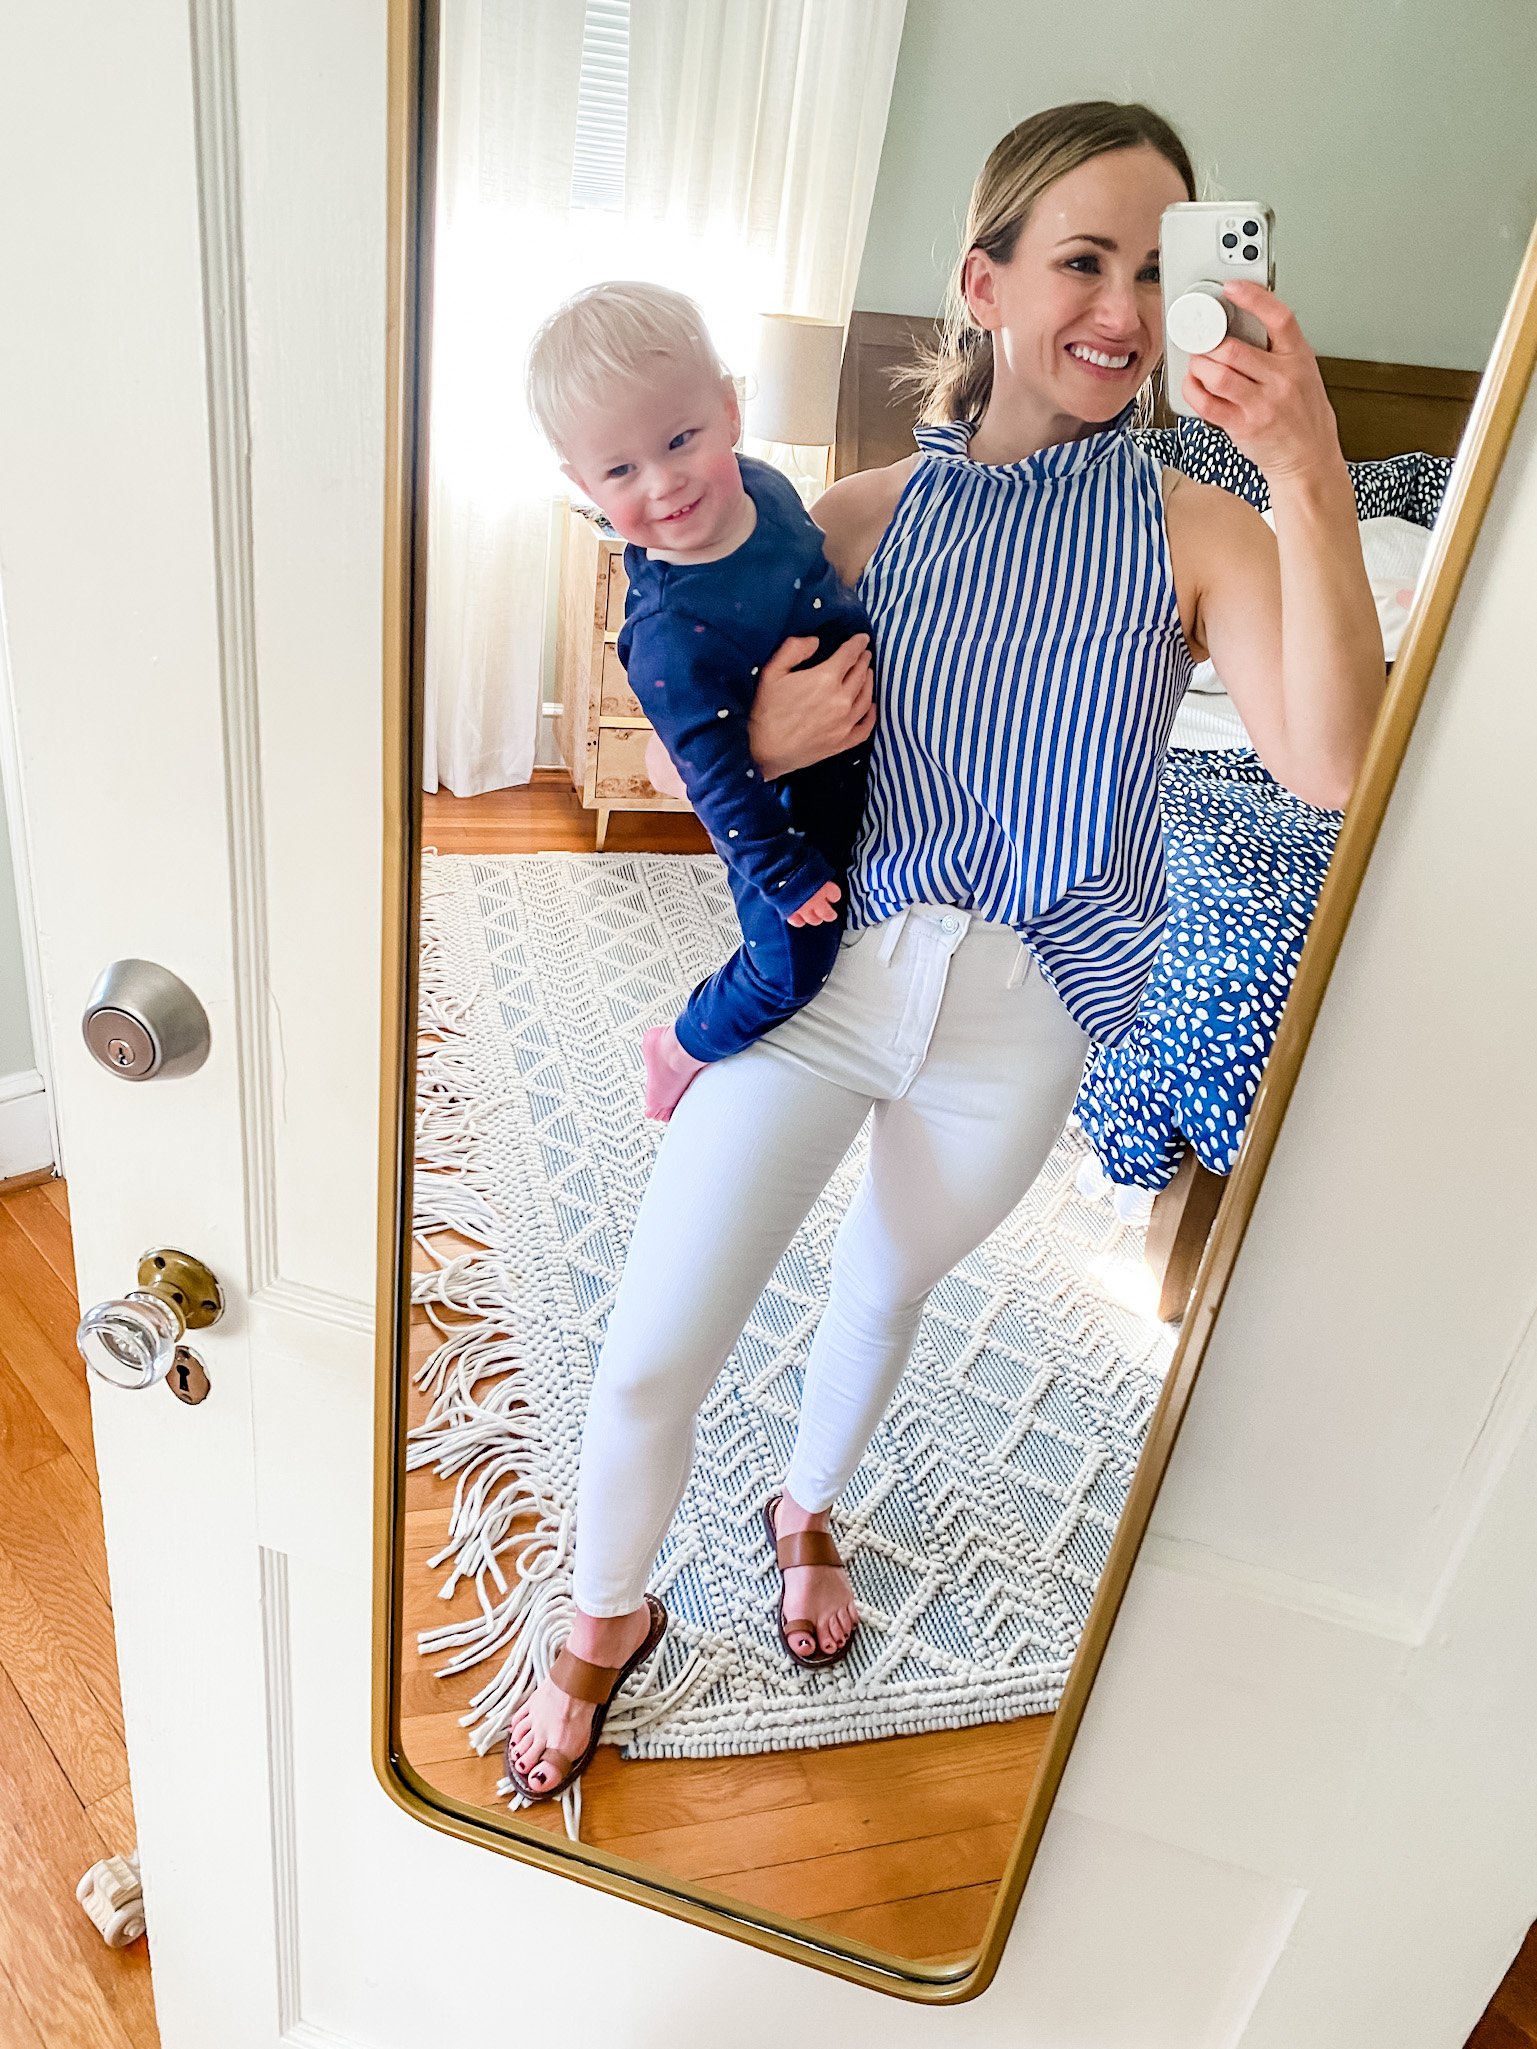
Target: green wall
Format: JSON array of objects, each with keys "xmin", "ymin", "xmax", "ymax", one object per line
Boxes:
[{"xmin": 856, "ymin": 0, "xmax": 1537, "ymax": 370}]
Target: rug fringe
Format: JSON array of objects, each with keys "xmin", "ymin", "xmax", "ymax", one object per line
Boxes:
[{"xmin": 410, "ymin": 854, "xmax": 707, "ymax": 1839}]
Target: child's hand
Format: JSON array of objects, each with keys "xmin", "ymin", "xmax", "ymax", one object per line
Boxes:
[{"xmin": 787, "ymin": 881, "xmax": 842, "ymax": 928}]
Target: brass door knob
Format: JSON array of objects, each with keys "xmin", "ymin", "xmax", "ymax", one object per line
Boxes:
[{"xmin": 76, "ymin": 1250, "xmax": 224, "ymax": 1391}]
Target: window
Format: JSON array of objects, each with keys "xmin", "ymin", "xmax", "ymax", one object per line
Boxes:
[{"xmin": 569, "ymin": 0, "xmax": 629, "ymax": 214}]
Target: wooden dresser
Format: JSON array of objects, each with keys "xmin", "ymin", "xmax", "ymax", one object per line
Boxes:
[{"xmin": 554, "ymin": 503, "xmax": 693, "ymax": 848}]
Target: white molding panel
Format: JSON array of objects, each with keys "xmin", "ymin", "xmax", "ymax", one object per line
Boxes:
[
  {"xmin": 0, "ymin": 1065, "xmax": 51, "ymax": 1178},
  {"xmin": 188, "ymin": 0, "xmax": 277, "ymax": 1294}
]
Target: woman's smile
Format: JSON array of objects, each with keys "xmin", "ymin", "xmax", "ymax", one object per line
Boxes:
[{"xmin": 1066, "ymin": 341, "xmax": 1137, "ymax": 375}]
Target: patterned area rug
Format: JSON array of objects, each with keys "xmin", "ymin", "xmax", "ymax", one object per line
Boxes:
[{"xmin": 412, "ymin": 850, "xmax": 1174, "ymax": 1791}]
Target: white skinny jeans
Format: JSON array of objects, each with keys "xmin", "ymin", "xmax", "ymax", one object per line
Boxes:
[{"xmin": 572, "ymin": 906, "xmax": 1090, "ymax": 1617}]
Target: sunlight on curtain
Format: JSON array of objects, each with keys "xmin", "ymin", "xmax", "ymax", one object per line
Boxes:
[
  {"xmin": 425, "ymin": 0, "xmax": 908, "ymax": 795},
  {"xmin": 627, "ymin": 1, "xmax": 907, "ymax": 493},
  {"xmin": 627, "ymin": 0, "xmax": 907, "ymax": 333},
  {"xmin": 424, "ymin": 0, "xmax": 586, "ymax": 796}
]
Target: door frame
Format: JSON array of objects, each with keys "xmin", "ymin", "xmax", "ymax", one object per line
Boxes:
[{"xmin": 0, "ymin": 623, "xmax": 61, "ymax": 1178}]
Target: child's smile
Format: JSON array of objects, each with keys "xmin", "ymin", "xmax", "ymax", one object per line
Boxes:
[{"xmin": 560, "ymin": 360, "xmax": 753, "ymax": 563}]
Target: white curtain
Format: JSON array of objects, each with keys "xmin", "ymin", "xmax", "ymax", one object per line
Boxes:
[
  {"xmin": 626, "ymin": 0, "xmax": 906, "ymax": 333},
  {"xmin": 424, "ymin": 0, "xmax": 907, "ymax": 796},
  {"xmin": 423, "ymin": 1, "xmax": 585, "ymax": 796}
]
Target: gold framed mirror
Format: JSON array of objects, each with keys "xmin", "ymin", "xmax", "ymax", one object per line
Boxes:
[{"xmin": 373, "ymin": 0, "xmax": 1537, "ymax": 2000}]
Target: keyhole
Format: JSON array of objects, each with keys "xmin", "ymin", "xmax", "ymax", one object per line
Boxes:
[{"xmin": 166, "ymin": 1346, "xmax": 209, "ymax": 1406}]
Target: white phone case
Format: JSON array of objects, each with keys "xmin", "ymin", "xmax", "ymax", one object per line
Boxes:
[{"xmin": 1160, "ymin": 201, "xmax": 1275, "ymax": 419}]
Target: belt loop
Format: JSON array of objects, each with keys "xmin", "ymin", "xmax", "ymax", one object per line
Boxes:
[
  {"xmin": 877, "ymin": 908, "xmax": 910, "ymax": 965},
  {"xmin": 1006, "ymin": 947, "xmax": 1028, "ymax": 990}
]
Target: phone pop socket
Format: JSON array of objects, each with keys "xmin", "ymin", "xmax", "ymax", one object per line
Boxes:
[{"xmin": 1166, "ymin": 281, "xmax": 1231, "ymax": 356}]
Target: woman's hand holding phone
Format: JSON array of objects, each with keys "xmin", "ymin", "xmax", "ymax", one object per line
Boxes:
[{"xmin": 1180, "ymin": 280, "xmax": 1342, "ymax": 486}]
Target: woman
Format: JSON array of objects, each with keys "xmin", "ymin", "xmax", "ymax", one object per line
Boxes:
[{"xmin": 507, "ymin": 100, "xmax": 1381, "ymax": 1799}]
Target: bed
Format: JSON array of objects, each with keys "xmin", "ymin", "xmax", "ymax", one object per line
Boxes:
[{"xmin": 1071, "ymin": 422, "xmax": 1453, "ymax": 1312}]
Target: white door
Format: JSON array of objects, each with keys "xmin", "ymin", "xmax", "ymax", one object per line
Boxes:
[{"xmin": 4, "ymin": 5, "xmax": 1536, "ymax": 2045}]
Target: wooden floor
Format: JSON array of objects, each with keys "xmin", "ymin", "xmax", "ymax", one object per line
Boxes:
[
  {"xmin": 0, "ymin": 1173, "xmax": 156, "ymax": 2048},
  {"xmin": 423, "ymin": 770, "xmax": 714, "ymax": 858},
  {"xmin": 1472, "ymin": 1928, "xmax": 1537, "ymax": 2049}
]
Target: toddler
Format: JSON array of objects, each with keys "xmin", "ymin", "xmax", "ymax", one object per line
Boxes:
[{"xmin": 526, "ymin": 282, "xmax": 871, "ymax": 1120}]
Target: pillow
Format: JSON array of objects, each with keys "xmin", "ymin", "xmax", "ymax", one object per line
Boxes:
[
  {"xmin": 1257, "ymin": 508, "xmax": 1431, "ymax": 661},
  {"xmin": 1135, "ymin": 418, "xmax": 1453, "ymax": 530},
  {"xmin": 1359, "ymin": 514, "xmax": 1433, "ymax": 660},
  {"xmin": 1172, "ymin": 514, "xmax": 1433, "ymax": 750}
]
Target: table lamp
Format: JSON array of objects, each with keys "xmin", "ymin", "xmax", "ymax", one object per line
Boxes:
[{"xmin": 744, "ymin": 312, "xmax": 846, "ymax": 495}]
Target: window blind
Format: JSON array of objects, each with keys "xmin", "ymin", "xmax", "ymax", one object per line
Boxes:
[{"xmin": 570, "ymin": 0, "xmax": 629, "ymax": 213}]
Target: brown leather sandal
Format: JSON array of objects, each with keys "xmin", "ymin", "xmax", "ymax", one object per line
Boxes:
[
  {"xmin": 763, "ymin": 1494, "xmax": 858, "ymax": 1670},
  {"xmin": 504, "ymin": 1593, "xmax": 667, "ymax": 1803}
]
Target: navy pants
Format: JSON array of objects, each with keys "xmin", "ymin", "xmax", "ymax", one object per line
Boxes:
[{"xmin": 672, "ymin": 748, "xmax": 866, "ymax": 1064}]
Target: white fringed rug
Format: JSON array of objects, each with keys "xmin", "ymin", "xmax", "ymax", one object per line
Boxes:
[{"xmin": 412, "ymin": 850, "xmax": 1174, "ymax": 1788}]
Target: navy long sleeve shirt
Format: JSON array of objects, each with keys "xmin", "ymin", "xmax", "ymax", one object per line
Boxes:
[{"xmin": 617, "ymin": 458, "xmax": 872, "ymax": 915}]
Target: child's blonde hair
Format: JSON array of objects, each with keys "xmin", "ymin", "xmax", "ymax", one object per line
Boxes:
[{"xmin": 525, "ymin": 280, "xmax": 729, "ymax": 454}]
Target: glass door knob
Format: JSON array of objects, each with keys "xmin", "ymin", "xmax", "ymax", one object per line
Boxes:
[{"xmin": 76, "ymin": 1250, "xmax": 224, "ymax": 1391}]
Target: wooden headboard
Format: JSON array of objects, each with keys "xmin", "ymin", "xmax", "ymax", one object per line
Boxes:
[{"xmin": 833, "ymin": 309, "xmax": 1482, "ymax": 479}]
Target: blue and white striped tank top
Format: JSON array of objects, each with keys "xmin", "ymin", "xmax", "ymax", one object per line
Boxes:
[{"xmin": 848, "ymin": 407, "xmax": 1192, "ymax": 1042}]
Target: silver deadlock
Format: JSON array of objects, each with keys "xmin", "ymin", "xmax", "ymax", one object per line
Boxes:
[
  {"xmin": 82, "ymin": 960, "xmax": 210, "ymax": 1081},
  {"xmin": 76, "ymin": 1249, "xmax": 224, "ymax": 1393}
]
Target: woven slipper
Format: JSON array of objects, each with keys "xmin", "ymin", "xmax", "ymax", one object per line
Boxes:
[
  {"xmin": 504, "ymin": 1593, "xmax": 667, "ymax": 1803},
  {"xmin": 763, "ymin": 1494, "xmax": 858, "ymax": 1671}
]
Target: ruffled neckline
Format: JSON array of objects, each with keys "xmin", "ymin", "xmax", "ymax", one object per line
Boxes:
[{"xmin": 915, "ymin": 402, "xmax": 1137, "ymax": 482}]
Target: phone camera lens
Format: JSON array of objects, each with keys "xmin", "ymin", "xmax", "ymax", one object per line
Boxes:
[
  {"xmin": 1222, "ymin": 232, "xmax": 1238, "ymax": 249},
  {"xmin": 1243, "ymin": 244, "xmax": 1259, "ymax": 262},
  {"xmin": 1243, "ymin": 218, "xmax": 1260, "ymax": 236}
]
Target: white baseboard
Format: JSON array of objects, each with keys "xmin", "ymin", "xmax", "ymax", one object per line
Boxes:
[{"xmin": 0, "ymin": 1068, "xmax": 53, "ymax": 1178}]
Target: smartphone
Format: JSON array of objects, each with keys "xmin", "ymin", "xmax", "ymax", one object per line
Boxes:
[{"xmin": 1160, "ymin": 201, "xmax": 1275, "ymax": 418}]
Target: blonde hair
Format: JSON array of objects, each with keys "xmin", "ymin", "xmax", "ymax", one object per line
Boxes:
[
  {"xmin": 903, "ymin": 101, "xmax": 1197, "ymax": 427},
  {"xmin": 525, "ymin": 280, "xmax": 729, "ymax": 454}
]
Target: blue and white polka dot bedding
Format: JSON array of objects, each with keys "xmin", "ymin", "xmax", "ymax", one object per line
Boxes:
[
  {"xmin": 1070, "ymin": 430, "xmax": 1451, "ymax": 1191},
  {"xmin": 1135, "ymin": 417, "xmax": 1451, "ymax": 526},
  {"xmin": 1072, "ymin": 748, "xmax": 1339, "ymax": 1186}
]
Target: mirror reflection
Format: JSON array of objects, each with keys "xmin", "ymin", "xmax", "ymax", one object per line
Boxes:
[{"xmin": 402, "ymin": 0, "xmax": 1515, "ymax": 1972}]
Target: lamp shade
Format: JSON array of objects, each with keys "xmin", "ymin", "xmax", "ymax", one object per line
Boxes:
[{"xmin": 745, "ymin": 313, "xmax": 845, "ymax": 447}]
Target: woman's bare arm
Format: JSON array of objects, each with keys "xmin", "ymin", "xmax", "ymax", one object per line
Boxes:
[
  {"xmin": 811, "ymin": 456, "xmax": 917, "ymax": 586},
  {"xmin": 745, "ymin": 632, "xmax": 876, "ymax": 780},
  {"xmin": 1167, "ymin": 283, "xmax": 1383, "ymax": 811}
]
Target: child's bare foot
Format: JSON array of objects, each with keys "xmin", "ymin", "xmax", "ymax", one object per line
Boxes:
[
  {"xmin": 642, "ymin": 1023, "xmax": 706, "ymax": 1122},
  {"xmin": 505, "ymin": 1601, "xmax": 655, "ymax": 1797},
  {"xmin": 773, "ymin": 1491, "xmax": 858, "ymax": 1660}
]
